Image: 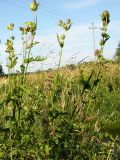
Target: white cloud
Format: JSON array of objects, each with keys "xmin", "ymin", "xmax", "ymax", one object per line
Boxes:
[
  {"xmin": 35, "ymin": 20, "xmax": 120, "ymax": 66},
  {"xmin": 35, "ymin": 23, "xmax": 99, "ymax": 67},
  {"xmin": 1, "ymin": 19, "xmax": 120, "ymax": 73},
  {"xmin": 64, "ymin": 0, "xmax": 104, "ymax": 9}
]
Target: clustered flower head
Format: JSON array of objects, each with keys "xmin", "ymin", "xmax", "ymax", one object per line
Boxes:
[
  {"xmin": 99, "ymin": 10, "xmax": 110, "ymax": 47},
  {"xmin": 30, "ymin": 0, "xmax": 39, "ymax": 12},
  {"xmin": 19, "ymin": 22, "xmax": 37, "ymax": 35},
  {"xmin": 5, "ymin": 38, "xmax": 17, "ymax": 68},
  {"xmin": 101, "ymin": 10, "xmax": 110, "ymax": 26},
  {"xmin": 57, "ymin": 19, "xmax": 72, "ymax": 48},
  {"xmin": 7, "ymin": 23, "xmax": 14, "ymax": 31},
  {"xmin": 57, "ymin": 34, "xmax": 65, "ymax": 48},
  {"xmin": 5, "ymin": 39, "xmax": 14, "ymax": 53},
  {"xmin": 58, "ymin": 19, "xmax": 72, "ymax": 31}
]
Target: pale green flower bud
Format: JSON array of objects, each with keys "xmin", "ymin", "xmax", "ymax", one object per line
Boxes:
[
  {"xmin": 58, "ymin": 20, "xmax": 63, "ymax": 27},
  {"xmin": 102, "ymin": 10, "xmax": 110, "ymax": 18},
  {"xmin": 66, "ymin": 19, "xmax": 71, "ymax": 24},
  {"xmin": 7, "ymin": 23, "xmax": 14, "ymax": 31},
  {"xmin": 30, "ymin": 0, "xmax": 39, "ymax": 11},
  {"xmin": 63, "ymin": 23, "xmax": 68, "ymax": 31}
]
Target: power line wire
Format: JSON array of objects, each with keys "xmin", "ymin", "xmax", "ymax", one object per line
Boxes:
[
  {"xmin": 0, "ymin": 0, "xmax": 80, "ymax": 25},
  {"xmin": 0, "ymin": 0, "xmax": 58, "ymax": 22}
]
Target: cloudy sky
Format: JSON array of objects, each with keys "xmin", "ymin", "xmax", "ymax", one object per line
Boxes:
[{"xmin": 0, "ymin": 0, "xmax": 120, "ymax": 72}]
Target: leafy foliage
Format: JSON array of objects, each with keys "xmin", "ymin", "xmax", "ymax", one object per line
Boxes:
[
  {"xmin": 0, "ymin": 65, "xmax": 4, "ymax": 76},
  {"xmin": 0, "ymin": 1, "xmax": 120, "ymax": 159},
  {"xmin": 114, "ymin": 41, "xmax": 120, "ymax": 63},
  {"xmin": 95, "ymin": 10, "xmax": 110, "ymax": 61}
]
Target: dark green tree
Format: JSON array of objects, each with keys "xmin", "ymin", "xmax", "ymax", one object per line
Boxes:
[
  {"xmin": 0, "ymin": 64, "xmax": 4, "ymax": 76},
  {"xmin": 114, "ymin": 41, "xmax": 120, "ymax": 63}
]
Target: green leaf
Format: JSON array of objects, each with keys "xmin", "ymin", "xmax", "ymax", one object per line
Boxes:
[
  {"xmin": 24, "ymin": 56, "xmax": 47, "ymax": 64},
  {"xmin": 45, "ymin": 144, "xmax": 51, "ymax": 155},
  {"xmin": 0, "ymin": 151, "xmax": 3, "ymax": 158}
]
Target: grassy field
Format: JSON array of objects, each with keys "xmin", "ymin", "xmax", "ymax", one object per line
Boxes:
[
  {"xmin": 0, "ymin": 1, "xmax": 120, "ymax": 159},
  {"xmin": 0, "ymin": 62, "xmax": 120, "ymax": 159}
]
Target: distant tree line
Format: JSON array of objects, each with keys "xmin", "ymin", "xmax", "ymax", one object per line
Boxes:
[{"xmin": 114, "ymin": 41, "xmax": 120, "ymax": 63}]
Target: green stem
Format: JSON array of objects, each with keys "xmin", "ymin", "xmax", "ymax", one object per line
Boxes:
[
  {"xmin": 58, "ymin": 47, "xmax": 62, "ymax": 71},
  {"xmin": 24, "ymin": 14, "xmax": 37, "ymax": 80},
  {"xmin": 25, "ymin": 34, "xmax": 35, "ymax": 74}
]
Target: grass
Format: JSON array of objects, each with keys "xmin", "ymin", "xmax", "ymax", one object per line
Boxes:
[
  {"xmin": 0, "ymin": 1, "xmax": 120, "ymax": 159},
  {"xmin": 0, "ymin": 62, "xmax": 120, "ymax": 159}
]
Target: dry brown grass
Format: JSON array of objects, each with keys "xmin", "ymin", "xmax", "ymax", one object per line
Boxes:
[{"xmin": 1, "ymin": 62, "xmax": 120, "ymax": 86}]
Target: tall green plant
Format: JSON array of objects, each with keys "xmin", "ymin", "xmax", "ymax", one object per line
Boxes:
[
  {"xmin": 19, "ymin": 1, "xmax": 46, "ymax": 83},
  {"xmin": 95, "ymin": 10, "xmax": 110, "ymax": 61},
  {"xmin": 57, "ymin": 19, "xmax": 72, "ymax": 70},
  {"xmin": 0, "ymin": 2, "xmax": 120, "ymax": 159}
]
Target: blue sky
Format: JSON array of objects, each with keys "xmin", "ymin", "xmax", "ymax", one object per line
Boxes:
[{"xmin": 0, "ymin": 0, "xmax": 120, "ymax": 72}]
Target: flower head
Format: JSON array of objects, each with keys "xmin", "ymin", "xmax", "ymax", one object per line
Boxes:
[
  {"xmin": 58, "ymin": 20, "xmax": 63, "ymax": 27},
  {"xmin": 7, "ymin": 23, "xmax": 14, "ymax": 31},
  {"xmin": 101, "ymin": 10, "xmax": 110, "ymax": 25},
  {"xmin": 30, "ymin": 0, "xmax": 39, "ymax": 12}
]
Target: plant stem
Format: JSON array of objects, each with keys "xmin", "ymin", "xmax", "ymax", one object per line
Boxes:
[{"xmin": 58, "ymin": 47, "xmax": 62, "ymax": 71}]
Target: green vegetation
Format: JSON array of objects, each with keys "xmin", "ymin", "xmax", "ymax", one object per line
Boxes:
[
  {"xmin": 95, "ymin": 10, "xmax": 110, "ymax": 61},
  {"xmin": 0, "ymin": 65, "xmax": 4, "ymax": 76},
  {"xmin": 114, "ymin": 41, "xmax": 120, "ymax": 63},
  {"xmin": 0, "ymin": 0, "xmax": 120, "ymax": 159}
]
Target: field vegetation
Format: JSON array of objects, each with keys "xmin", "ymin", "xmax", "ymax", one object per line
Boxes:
[{"xmin": 0, "ymin": 0, "xmax": 120, "ymax": 159}]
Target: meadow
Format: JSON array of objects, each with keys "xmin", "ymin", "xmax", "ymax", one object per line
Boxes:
[{"xmin": 0, "ymin": 0, "xmax": 120, "ymax": 159}]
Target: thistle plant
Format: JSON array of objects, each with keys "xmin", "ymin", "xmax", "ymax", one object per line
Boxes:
[
  {"xmin": 30, "ymin": 0, "xmax": 39, "ymax": 12},
  {"xmin": 95, "ymin": 10, "xmax": 110, "ymax": 61},
  {"xmin": 57, "ymin": 19, "xmax": 72, "ymax": 70},
  {"xmin": 1, "ymin": 3, "xmax": 120, "ymax": 159},
  {"xmin": 6, "ymin": 23, "xmax": 17, "ymax": 71},
  {"xmin": 19, "ymin": 0, "xmax": 46, "ymax": 81},
  {"xmin": 52, "ymin": 19, "xmax": 72, "ymax": 98},
  {"xmin": 5, "ymin": 23, "xmax": 17, "ymax": 92},
  {"xmin": 2, "ymin": 0, "xmax": 46, "ymax": 123}
]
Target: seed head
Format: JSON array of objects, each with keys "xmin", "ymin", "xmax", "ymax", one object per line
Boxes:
[
  {"xmin": 63, "ymin": 23, "xmax": 68, "ymax": 31},
  {"xmin": 66, "ymin": 19, "xmax": 71, "ymax": 25},
  {"xmin": 25, "ymin": 26, "xmax": 31, "ymax": 33},
  {"xmin": 101, "ymin": 10, "xmax": 110, "ymax": 25},
  {"xmin": 7, "ymin": 23, "xmax": 14, "ymax": 31},
  {"xmin": 30, "ymin": 0, "xmax": 39, "ymax": 12},
  {"xmin": 58, "ymin": 20, "xmax": 63, "ymax": 27},
  {"xmin": 102, "ymin": 10, "xmax": 110, "ymax": 18}
]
